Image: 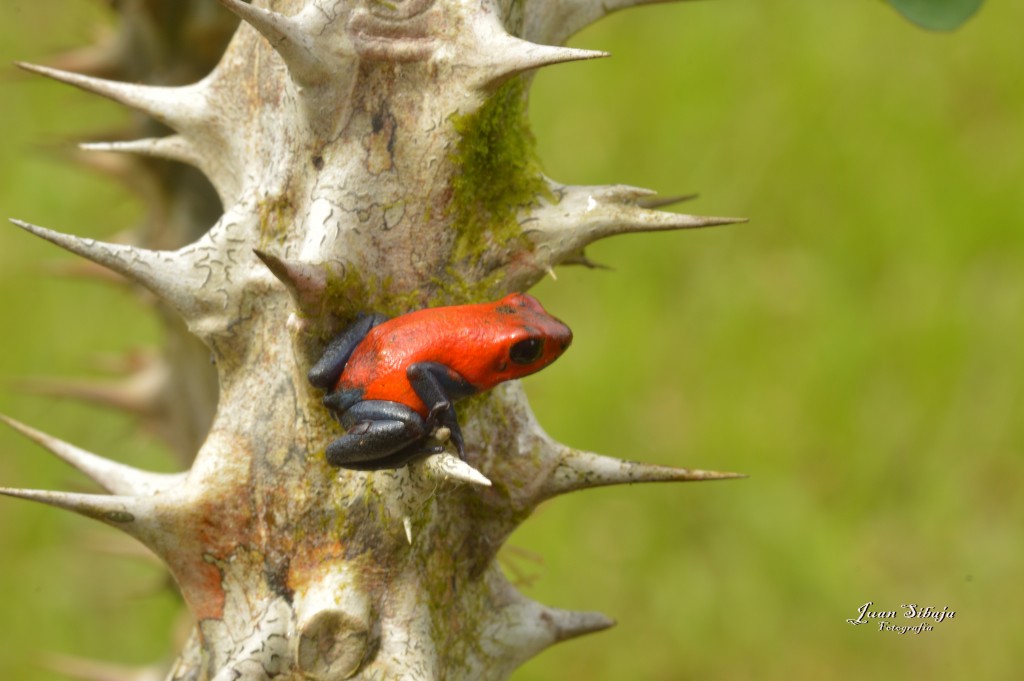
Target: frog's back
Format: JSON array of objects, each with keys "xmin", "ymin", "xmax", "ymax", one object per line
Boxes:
[{"xmin": 336, "ymin": 294, "xmax": 569, "ymax": 415}]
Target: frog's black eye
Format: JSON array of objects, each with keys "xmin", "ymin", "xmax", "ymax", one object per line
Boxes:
[{"xmin": 510, "ymin": 337, "xmax": 544, "ymax": 365}]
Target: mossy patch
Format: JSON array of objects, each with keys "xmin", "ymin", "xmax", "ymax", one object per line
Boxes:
[
  {"xmin": 427, "ymin": 266, "xmax": 507, "ymax": 307},
  {"xmin": 319, "ymin": 265, "xmax": 424, "ymax": 324},
  {"xmin": 447, "ymin": 77, "xmax": 552, "ymax": 268},
  {"xmin": 257, "ymin": 194, "xmax": 296, "ymax": 247}
]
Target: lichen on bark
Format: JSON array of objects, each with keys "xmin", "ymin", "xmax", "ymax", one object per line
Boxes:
[{"xmin": 3, "ymin": 1, "xmax": 743, "ymax": 679}]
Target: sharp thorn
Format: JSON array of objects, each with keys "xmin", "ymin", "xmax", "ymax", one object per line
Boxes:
[
  {"xmin": 599, "ymin": 212, "xmax": 749, "ymax": 237},
  {"xmin": 79, "ymin": 136, "xmax": 200, "ymax": 166},
  {"xmin": 637, "ymin": 193, "xmax": 700, "ymax": 209},
  {"xmin": 514, "ymin": 43, "xmax": 609, "ymax": 71},
  {"xmin": 421, "ymin": 452, "xmax": 492, "ymax": 487},
  {"xmin": 0, "ymin": 487, "xmax": 145, "ymax": 529},
  {"xmin": 592, "ymin": 185, "xmax": 658, "ymax": 202},
  {"xmin": 253, "ymin": 249, "xmax": 329, "ymax": 315},
  {"xmin": 481, "ymin": 36, "xmax": 608, "ymax": 87},
  {"xmin": 0, "ymin": 414, "xmax": 183, "ymax": 496},
  {"xmin": 9, "ymin": 219, "xmax": 199, "ymax": 319},
  {"xmin": 216, "ymin": 0, "xmax": 295, "ymax": 44},
  {"xmin": 492, "ymin": 589, "xmax": 615, "ymax": 656},
  {"xmin": 540, "ymin": 448, "xmax": 745, "ymax": 500},
  {"xmin": 63, "ymin": 147, "xmax": 162, "ymax": 202},
  {"xmin": 545, "ymin": 607, "xmax": 616, "ymax": 642},
  {"xmin": 15, "ymin": 62, "xmax": 203, "ymax": 131},
  {"xmin": 216, "ymin": 0, "xmax": 329, "ymax": 86},
  {"xmin": 403, "ymin": 516, "xmax": 414, "ymax": 545},
  {"xmin": 677, "ymin": 215, "xmax": 749, "ymax": 229}
]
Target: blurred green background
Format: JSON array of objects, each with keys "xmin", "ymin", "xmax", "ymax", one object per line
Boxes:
[{"xmin": 1, "ymin": 1, "xmax": 1022, "ymax": 679}]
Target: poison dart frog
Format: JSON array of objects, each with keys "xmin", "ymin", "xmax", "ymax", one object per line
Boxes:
[{"xmin": 308, "ymin": 293, "xmax": 573, "ymax": 470}]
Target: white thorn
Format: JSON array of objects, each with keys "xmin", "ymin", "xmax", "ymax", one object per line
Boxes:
[
  {"xmin": 524, "ymin": 182, "xmax": 745, "ymax": 270},
  {"xmin": 217, "ymin": 0, "xmax": 297, "ymax": 46},
  {"xmin": 9, "ymin": 219, "xmax": 205, "ymax": 322},
  {"xmin": 253, "ymin": 250, "xmax": 329, "ymax": 316},
  {"xmin": 1, "ymin": 414, "xmax": 183, "ymax": 496},
  {"xmin": 64, "ymin": 147, "xmax": 162, "ymax": 205},
  {"xmin": 590, "ymin": 184, "xmax": 658, "ymax": 202},
  {"xmin": 510, "ymin": 182, "xmax": 745, "ymax": 290},
  {"xmin": 16, "ymin": 62, "xmax": 206, "ymax": 132},
  {"xmin": 422, "ymin": 452, "xmax": 492, "ymax": 487},
  {"xmin": 540, "ymin": 448, "xmax": 745, "ymax": 501},
  {"xmin": 637, "ymin": 192, "xmax": 700, "ymax": 209},
  {"xmin": 403, "ymin": 516, "xmax": 414, "ymax": 545},
  {"xmin": 543, "ymin": 606, "xmax": 616, "ymax": 642},
  {"xmin": 577, "ymin": 183, "xmax": 746, "ymax": 237},
  {"xmin": 80, "ymin": 136, "xmax": 200, "ymax": 167},
  {"xmin": 216, "ymin": 0, "xmax": 327, "ymax": 85},
  {"xmin": 545, "ymin": 266, "xmax": 557, "ymax": 281},
  {"xmin": 0, "ymin": 487, "xmax": 147, "ymax": 533},
  {"xmin": 477, "ymin": 34, "xmax": 608, "ymax": 87},
  {"xmin": 485, "ymin": 572, "xmax": 615, "ymax": 664},
  {"xmin": 505, "ymin": 40, "xmax": 609, "ymax": 73},
  {"xmin": 79, "ymin": 136, "xmax": 238, "ymax": 208}
]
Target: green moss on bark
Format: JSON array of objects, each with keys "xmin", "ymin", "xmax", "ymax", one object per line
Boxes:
[{"xmin": 448, "ymin": 77, "xmax": 551, "ymax": 268}]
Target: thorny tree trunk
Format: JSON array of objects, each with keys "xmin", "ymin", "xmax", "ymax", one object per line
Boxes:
[{"xmin": 4, "ymin": 1, "xmax": 742, "ymax": 679}]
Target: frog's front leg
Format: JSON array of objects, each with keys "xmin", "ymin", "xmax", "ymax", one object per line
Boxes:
[
  {"xmin": 308, "ymin": 312, "xmax": 389, "ymax": 391},
  {"xmin": 325, "ymin": 400, "xmax": 438, "ymax": 469},
  {"xmin": 407, "ymin": 362, "xmax": 477, "ymax": 460}
]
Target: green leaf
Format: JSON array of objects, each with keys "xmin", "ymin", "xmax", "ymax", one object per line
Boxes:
[{"xmin": 884, "ymin": 0, "xmax": 984, "ymax": 31}]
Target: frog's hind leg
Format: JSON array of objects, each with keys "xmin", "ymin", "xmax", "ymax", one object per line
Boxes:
[
  {"xmin": 323, "ymin": 388, "xmax": 364, "ymax": 417},
  {"xmin": 325, "ymin": 400, "xmax": 427, "ymax": 469},
  {"xmin": 337, "ymin": 441, "xmax": 444, "ymax": 471}
]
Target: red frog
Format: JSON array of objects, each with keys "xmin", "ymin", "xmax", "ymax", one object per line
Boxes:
[{"xmin": 308, "ymin": 293, "xmax": 572, "ymax": 470}]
